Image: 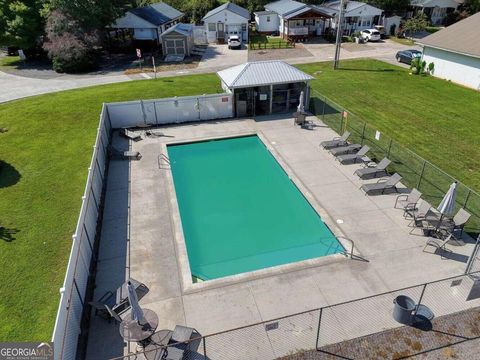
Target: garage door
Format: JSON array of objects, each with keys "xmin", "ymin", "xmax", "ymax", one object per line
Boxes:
[{"xmin": 165, "ymin": 39, "xmax": 185, "ymax": 55}]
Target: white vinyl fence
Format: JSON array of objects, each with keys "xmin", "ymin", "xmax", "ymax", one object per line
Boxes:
[
  {"xmin": 193, "ymin": 25, "xmax": 208, "ymax": 45},
  {"xmin": 106, "ymin": 93, "xmax": 233, "ymax": 128},
  {"xmin": 52, "ymin": 93, "xmax": 233, "ymax": 359},
  {"xmin": 51, "ymin": 105, "xmax": 111, "ymax": 360}
]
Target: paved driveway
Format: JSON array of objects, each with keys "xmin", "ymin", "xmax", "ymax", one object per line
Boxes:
[{"xmin": 197, "ymin": 44, "xmax": 248, "ymax": 69}]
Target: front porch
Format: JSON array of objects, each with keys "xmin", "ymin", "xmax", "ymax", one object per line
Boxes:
[{"xmin": 281, "ymin": 9, "xmax": 332, "ymax": 40}]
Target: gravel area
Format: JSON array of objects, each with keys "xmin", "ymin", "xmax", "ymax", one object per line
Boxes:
[
  {"xmin": 248, "ymin": 45, "xmax": 314, "ymax": 62},
  {"xmin": 278, "ymin": 307, "xmax": 480, "ymax": 360}
]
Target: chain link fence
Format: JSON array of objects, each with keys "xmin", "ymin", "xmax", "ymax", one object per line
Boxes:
[{"xmin": 309, "ymin": 90, "xmax": 480, "ymax": 238}]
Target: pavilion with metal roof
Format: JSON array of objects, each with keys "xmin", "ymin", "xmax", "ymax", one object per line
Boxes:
[{"xmin": 217, "ymin": 60, "xmax": 314, "ymax": 117}]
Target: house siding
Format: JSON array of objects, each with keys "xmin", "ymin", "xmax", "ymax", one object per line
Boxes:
[
  {"xmin": 422, "ymin": 46, "xmax": 480, "ymax": 90},
  {"xmin": 204, "ymin": 10, "xmax": 249, "ymax": 43},
  {"xmin": 255, "ymin": 13, "xmax": 280, "ymax": 33}
]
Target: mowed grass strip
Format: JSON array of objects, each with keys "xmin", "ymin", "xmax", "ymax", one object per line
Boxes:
[
  {"xmin": 0, "ymin": 74, "xmax": 222, "ymax": 341},
  {"xmin": 297, "ymin": 60, "xmax": 480, "ymax": 190}
]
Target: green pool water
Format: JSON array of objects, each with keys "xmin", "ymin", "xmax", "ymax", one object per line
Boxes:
[{"xmin": 168, "ymin": 135, "xmax": 343, "ymax": 280}]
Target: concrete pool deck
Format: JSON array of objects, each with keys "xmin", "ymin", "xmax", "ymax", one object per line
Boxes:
[{"xmin": 85, "ymin": 115, "xmax": 477, "ymax": 359}]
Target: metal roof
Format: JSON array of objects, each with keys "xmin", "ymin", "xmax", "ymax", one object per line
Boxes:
[
  {"xmin": 202, "ymin": 2, "xmax": 250, "ymax": 21},
  {"xmin": 160, "ymin": 23, "xmax": 193, "ymax": 37},
  {"xmin": 254, "ymin": 10, "xmax": 276, "ymax": 15},
  {"xmin": 130, "ymin": 2, "xmax": 183, "ymax": 26},
  {"xmin": 217, "ymin": 61, "xmax": 314, "ymax": 89},
  {"xmin": 265, "ymin": 0, "xmax": 309, "ymax": 16},
  {"xmin": 410, "ymin": 0, "xmax": 460, "ymax": 6},
  {"xmin": 284, "ymin": 6, "xmax": 333, "ymax": 19},
  {"xmin": 416, "ymin": 12, "xmax": 480, "ymax": 59},
  {"xmin": 319, "ymin": 1, "xmax": 383, "ymax": 15}
]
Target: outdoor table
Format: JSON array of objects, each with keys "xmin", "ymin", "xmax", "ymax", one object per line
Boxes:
[
  {"xmin": 119, "ymin": 309, "xmax": 159, "ymax": 343},
  {"xmin": 143, "ymin": 330, "xmax": 173, "ymax": 360}
]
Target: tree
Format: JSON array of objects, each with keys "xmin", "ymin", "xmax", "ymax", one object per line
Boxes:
[
  {"xmin": 366, "ymin": 0, "xmax": 410, "ymax": 16},
  {"xmin": 0, "ymin": 0, "xmax": 45, "ymax": 49},
  {"xmin": 43, "ymin": 10, "xmax": 97, "ymax": 72},
  {"xmin": 403, "ymin": 12, "xmax": 428, "ymax": 37},
  {"xmin": 463, "ymin": 0, "xmax": 480, "ymax": 14}
]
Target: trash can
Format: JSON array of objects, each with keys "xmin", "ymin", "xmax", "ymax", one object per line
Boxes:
[{"xmin": 393, "ymin": 295, "xmax": 416, "ymax": 325}]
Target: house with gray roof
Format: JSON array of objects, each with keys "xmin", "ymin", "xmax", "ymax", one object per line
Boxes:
[
  {"xmin": 255, "ymin": 0, "xmax": 333, "ymax": 39},
  {"xmin": 318, "ymin": 1, "xmax": 383, "ymax": 35},
  {"xmin": 217, "ymin": 60, "xmax": 314, "ymax": 116},
  {"xmin": 202, "ymin": 2, "xmax": 250, "ymax": 43},
  {"xmin": 111, "ymin": 2, "xmax": 184, "ymax": 45},
  {"xmin": 417, "ymin": 12, "xmax": 480, "ymax": 90},
  {"xmin": 408, "ymin": 0, "xmax": 462, "ymax": 25}
]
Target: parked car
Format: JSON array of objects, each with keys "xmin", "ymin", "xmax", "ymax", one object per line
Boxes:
[
  {"xmin": 374, "ymin": 25, "xmax": 386, "ymax": 38},
  {"xmin": 361, "ymin": 29, "xmax": 381, "ymax": 42},
  {"xmin": 227, "ymin": 35, "xmax": 242, "ymax": 49},
  {"xmin": 395, "ymin": 49, "xmax": 422, "ymax": 65}
]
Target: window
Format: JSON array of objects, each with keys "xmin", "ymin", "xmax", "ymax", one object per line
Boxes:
[
  {"xmin": 242, "ymin": 23, "xmax": 247, "ymax": 31},
  {"xmin": 267, "ymin": 16, "xmax": 271, "ymax": 22},
  {"xmin": 208, "ymin": 23, "xmax": 216, "ymax": 31}
]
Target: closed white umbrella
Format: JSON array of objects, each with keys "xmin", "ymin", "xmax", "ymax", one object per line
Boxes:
[
  {"xmin": 127, "ymin": 281, "xmax": 145, "ymax": 324},
  {"xmin": 297, "ymin": 91, "xmax": 305, "ymax": 113},
  {"xmin": 437, "ymin": 182, "xmax": 457, "ymax": 216}
]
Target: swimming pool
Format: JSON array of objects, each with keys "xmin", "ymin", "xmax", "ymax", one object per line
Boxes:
[{"xmin": 168, "ymin": 135, "xmax": 344, "ymax": 281}]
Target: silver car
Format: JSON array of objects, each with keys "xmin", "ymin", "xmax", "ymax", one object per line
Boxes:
[
  {"xmin": 227, "ymin": 35, "xmax": 242, "ymax": 49},
  {"xmin": 361, "ymin": 29, "xmax": 381, "ymax": 42}
]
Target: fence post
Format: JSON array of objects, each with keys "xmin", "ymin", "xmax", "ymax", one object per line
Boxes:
[
  {"xmin": 462, "ymin": 189, "xmax": 472, "ymax": 209},
  {"xmin": 360, "ymin": 123, "xmax": 366, "ymax": 146},
  {"xmin": 321, "ymin": 96, "xmax": 326, "ymax": 120},
  {"xmin": 315, "ymin": 308, "xmax": 323, "ymax": 350},
  {"xmin": 417, "ymin": 160, "xmax": 427, "ymax": 189},
  {"xmin": 387, "ymin": 138, "xmax": 393, "ymax": 158},
  {"xmin": 465, "ymin": 235, "xmax": 480, "ymax": 274},
  {"xmin": 340, "ymin": 112, "xmax": 344, "ymax": 134},
  {"xmin": 203, "ymin": 337, "xmax": 207, "ymax": 358}
]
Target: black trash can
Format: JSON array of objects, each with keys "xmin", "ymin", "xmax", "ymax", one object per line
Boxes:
[{"xmin": 393, "ymin": 295, "xmax": 416, "ymax": 325}]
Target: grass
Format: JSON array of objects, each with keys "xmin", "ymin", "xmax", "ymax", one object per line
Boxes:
[
  {"xmin": 388, "ymin": 37, "xmax": 415, "ymax": 46},
  {"xmin": 1, "ymin": 58, "xmax": 480, "ymax": 341},
  {"xmin": 0, "ymin": 55, "xmax": 21, "ymax": 69},
  {"xmin": 0, "ymin": 74, "xmax": 222, "ymax": 341},
  {"xmin": 249, "ymin": 34, "xmax": 293, "ymax": 50}
]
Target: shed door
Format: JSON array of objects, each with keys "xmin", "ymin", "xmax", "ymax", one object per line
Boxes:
[{"xmin": 165, "ymin": 39, "xmax": 185, "ymax": 55}]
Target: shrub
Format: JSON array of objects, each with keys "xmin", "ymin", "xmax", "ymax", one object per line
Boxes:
[
  {"xmin": 410, "ymin": 58, "xmax": 426, "ymax": 75},
  {"xmin": 43, "ymin": 10, "xmax": 98, "ymax": 73}
]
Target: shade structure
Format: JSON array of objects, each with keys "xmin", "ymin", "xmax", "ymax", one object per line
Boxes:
[
  {"xmin": 297, "ymin": 91, "xmax": 305, "ymax": 113},
  {"xmin": 437, "ymin": 182, "xmax": 457, "ymax": 216},
  {"xmin": 127, "ymin": 280, "xmax": 145, "ymax": 323}
]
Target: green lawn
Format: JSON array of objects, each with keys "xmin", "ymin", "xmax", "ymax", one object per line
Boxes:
[
  {"xmin": 249, "ymin": 34, "xmax": 293, "ymax": 49},
  {"xmin": 0, "ymin": 75, "xmax": 222, "ymax": 341},
  {"xmin": 0, "ymin": 55, "xmax": 21, "ymax": 69},
  {"xmin": 388, "ymin": 37, "xmax": 415, "ymax": 46},
  {"xmin": 297, "ymin": 60, "xmax": 480, "ymax": 190},
  {"xmin": 1, "ymin": 59, "xmax": 479, "ymax": 342}
]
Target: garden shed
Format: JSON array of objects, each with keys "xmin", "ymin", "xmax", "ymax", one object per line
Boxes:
[
  {"xmin": 160, "ymin": 23, "xmax": 194, "ymax": 56},
  {"xmin": 217, "ymin": 60, "xmax": 314, "ymax": 117}
]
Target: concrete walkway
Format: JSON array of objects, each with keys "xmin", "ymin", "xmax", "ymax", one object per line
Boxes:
[{"xmin": 85, "ymin": 116, "xmax": 477, "ymax": 360}]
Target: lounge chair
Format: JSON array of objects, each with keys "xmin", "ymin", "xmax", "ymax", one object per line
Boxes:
[
  {"xmin": 89, "ymin": 278, "xmax": 148, "ymax": 321},
  {"xmin": 355, "ymin": 158, "xmax": 391, "ymax": 179},
  {"xmin": 360, "ymin": 173, "xmax": 402, "ymax": 195},
  {"xmin": 395, "ymin": 188, "xmax": 422, "ymax": 215},
  {"xmin": 329, "ymin": 144, "xmax": 362, "ymax": 156},
  {"xmin": 320, "ymin": 131, "xmax": 351, "ymax": 149},
  {"xmin": 408, "ymin": 200, "xmax": 440, "ymax": 235},
  {"xmin": 423, "ymin": 234, "xmax": 453, "ymax": 257},
  {"xmin": 438, "ymin": 208, "xmax": 471, "ymax": 237},
  {"xmin": 146, "ymin": 325, "xmax": 199, "ymax": 360},
  {"xmin": 121, "ymin": 128, "xmax": 143, "ymax": 141},
  {"xmin": 108, "ymin": 145, "xmax": 142, "ymax": 160},
  {"xmin": 336, "ymin": 145, "xmax": 370, "ymax": 164}
]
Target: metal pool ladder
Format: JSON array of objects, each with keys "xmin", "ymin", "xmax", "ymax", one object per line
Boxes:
[{"xmin": 158, "ymin": 153, "xmax": 170, "ymax": 169}]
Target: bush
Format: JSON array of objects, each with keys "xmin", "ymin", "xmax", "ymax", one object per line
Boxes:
[{"xmin": 43, "ymin": 10, "xmax": 98, "ymax": 73}]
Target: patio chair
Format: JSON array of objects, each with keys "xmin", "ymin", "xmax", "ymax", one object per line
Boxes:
[
  {"xmin": 408, "ymin": 200, "xmax": 439, "ymax": 235},
  {"xmin": 320, "ymin": 131, "xmax": 351, "ymax": 149},
  {"xmin": 360, "ymin": 173, "xmax": 402, "ymax": 195},
  {"xmin": 354, "ymin": 157, "xmax": 391, "ymax": 179},
  {"xmin": 89, "ymin": 278, "xmax": 148, "ymax": 321},
  {"xmin": 336, "ymin": 145, "xmax": 370, "ymax": 164},
  {"xmin": 329, "ymin": 144, "xmax": 362, "ymax": 156},
  {"xmin": 423, "ymin": 234, "xmax": 453, "ymax": 257},
  {"xmin": 438, "ymin": 208, "xmax": 471, "ymax": 237},
  {"xmin": 121, "ymin": 128, "xmax": 143, "ymax": 141},
  {"xmin": 395, "ymin": 188, "xmax": 422, "ymax": 215},
  {"xmin": 108, "ymin": 145, "xmax": 142, "ymax": 160}
]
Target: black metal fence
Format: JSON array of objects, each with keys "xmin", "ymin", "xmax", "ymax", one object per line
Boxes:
[
  {"xmin": 309, "ymin": 90, "xmax": 480, "ymax": 237},
  {"xmin": 111, "ymin": 271, "xmax": 480, "ymax": 360}
]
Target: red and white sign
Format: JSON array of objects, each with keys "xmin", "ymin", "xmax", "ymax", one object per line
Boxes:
[{"xmin": 221, "ymin": 97, "xmax": 229, "ymax": 102}]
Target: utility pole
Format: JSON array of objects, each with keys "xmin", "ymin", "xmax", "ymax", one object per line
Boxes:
[{"xmin": 333, "ymin": 0, "xmax": 348, "ymax": 69}]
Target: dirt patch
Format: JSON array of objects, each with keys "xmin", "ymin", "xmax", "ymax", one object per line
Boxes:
[{"xmin": 248, "ymin": 44, "xmax": 314, "ymax": 62}]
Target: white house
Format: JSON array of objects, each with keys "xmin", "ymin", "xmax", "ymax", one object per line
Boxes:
[
  {"xmin": 409, "ymin": 0, "xmax": 462, "ymax": 25},
  {"xmin": 256, "ymin": 0, "xmax": 333, "ymax": 39},
  {"xmin": 202, "ymin": 2, "xmax": 250, "ymax": 43},
  {"xmin": 319, "ymin": 1, "xmax": 383, "ymax": 34},
  {"xmin": 111, "ymin": 2, "xmax": 184, "ymax": 44},
  {"xmin": 417, "ymin": 12, "xmax": 480, "ymax": 90}
]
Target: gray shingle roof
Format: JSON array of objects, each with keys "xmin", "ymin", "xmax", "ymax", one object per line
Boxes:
[
  {"xmin": 319, "ymin": 0, "xmax": 382, "ymax": 14},
  {"xmin": 202, "ymin": 2, "xmax": 250, "ymax": 21},
  {"xmin": 217, "ymin": 60, "xmax": 314, "ymax": 88},
  {"xmin": 160, "ymin": 23, "xmax": 193, "ymax": 37},
  {"xmin": 416, "ymin": 12, "xmax": 480, "ymax": 58},
  {"xmin": 130, "ymin": 2, "xmax": 183, "ymax": 26},
  {"xmin": 265, "ymin": 0, "xmax": 309, "ymax": 16}
]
